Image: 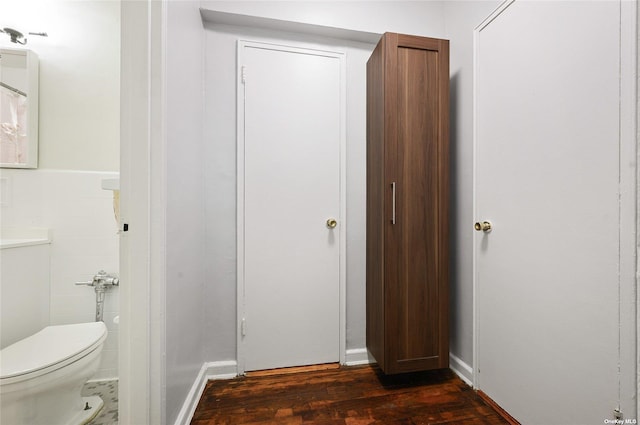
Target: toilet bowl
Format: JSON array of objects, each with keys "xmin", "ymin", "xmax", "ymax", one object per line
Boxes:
[{"xmin": 0, "ymin": 322, "xmax": 108, "ymax": 425}]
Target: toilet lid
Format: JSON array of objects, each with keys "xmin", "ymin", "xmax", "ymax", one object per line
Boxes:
[{"xmin": 0, "ymin": 322, "xmax": 107, "ymax": 380}]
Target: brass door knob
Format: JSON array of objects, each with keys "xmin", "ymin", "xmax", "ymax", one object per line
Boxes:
[
  {"xmin": 474, "ymin": 221, "xmax": 492, "ymax": 232},
  {"xmin": 326, "ymin": 218, "xmax": 337, "ymax": 229}
]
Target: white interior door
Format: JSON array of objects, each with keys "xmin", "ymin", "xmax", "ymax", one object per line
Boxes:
[
  {"xmin": 238, "ymin": 41, "xmax": 344, "ymax": 373},
  {"xmin": 475, "ymin": 2, "xmax": 624, "ymax": 423}
]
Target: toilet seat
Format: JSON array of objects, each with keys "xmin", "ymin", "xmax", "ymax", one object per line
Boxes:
[{"xmin": 0, "ymin": 322, "xmax": 107, "ymax": 384}]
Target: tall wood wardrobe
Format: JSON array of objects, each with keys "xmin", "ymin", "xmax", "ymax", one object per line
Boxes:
[{"xmin": 366, "ymin": 32, "xmax": 449, "ymax": 374}]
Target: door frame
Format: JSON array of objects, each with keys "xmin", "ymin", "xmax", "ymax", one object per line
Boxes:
[
  {"xmin": 472, "ymin": 0, "xmax": 638, "ymax": 417},
  {"xmin": 236, "ymin": 39, "xmax": 347, "ymax": 375},
  {"xmin": 119, "ymin": 1, "xmax": 165, "ymax": 423}
]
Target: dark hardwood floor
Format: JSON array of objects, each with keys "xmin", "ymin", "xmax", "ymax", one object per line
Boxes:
[{"xmin": 191, "ymin": 364, "xmax": 510, "ymax": 425}]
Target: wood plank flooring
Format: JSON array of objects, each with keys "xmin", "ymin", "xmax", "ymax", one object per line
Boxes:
[{"xmin": 191, "ymin": 365, "xmax": 510, "ymax": 425}]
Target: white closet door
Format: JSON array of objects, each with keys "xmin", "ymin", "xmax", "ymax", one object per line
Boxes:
[
  {"xmin": 238, "ymin": 41, "xmax": 343, "ymax": 372},
  {"xmin": 475, "ymin": 2, "xmax": 623, "ymax": 423}
]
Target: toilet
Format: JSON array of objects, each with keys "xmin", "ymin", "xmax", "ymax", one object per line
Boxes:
[{"xmin": 0, "ymin": 321, "xmax": 108, "ymax": 425}]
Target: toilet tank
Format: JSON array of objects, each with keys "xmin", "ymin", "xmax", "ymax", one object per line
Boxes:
[{"xmin": 0, "ymin": 228, "xmax": 51, "ymax": 349}]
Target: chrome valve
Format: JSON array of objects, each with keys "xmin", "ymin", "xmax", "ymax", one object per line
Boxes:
[
  {"xmin": 75, "ymin": 270, "xmax": 119, "ymax": 322},
  {"xmin": 75, "ymin": 270, "xmax": 119, "ymax": 287}
]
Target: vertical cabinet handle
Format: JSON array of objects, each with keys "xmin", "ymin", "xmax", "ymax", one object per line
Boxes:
[{"xmin": 391, "ymin": 182, "xmax": 396, "ymax": 224}]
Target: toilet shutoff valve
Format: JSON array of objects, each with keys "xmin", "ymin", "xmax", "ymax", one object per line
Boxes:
[{"xmin": 75, "ymin": 270, "xmax": 119, "ymax": 288}]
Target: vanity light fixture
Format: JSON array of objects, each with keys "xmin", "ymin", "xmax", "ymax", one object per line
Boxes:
[{"xmin": 0, "ymin": 28, "xmax": 48, "ymax": 45}]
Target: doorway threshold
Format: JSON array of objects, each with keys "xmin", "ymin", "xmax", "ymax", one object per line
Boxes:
[{"xmin": 245, "ymin": 362, "xmax": 340, "ymax": 378}]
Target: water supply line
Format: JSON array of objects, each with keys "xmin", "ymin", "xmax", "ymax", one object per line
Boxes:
[{"xmin": 75, "ymin": 270, "xmax": 119, "ymax": 322}]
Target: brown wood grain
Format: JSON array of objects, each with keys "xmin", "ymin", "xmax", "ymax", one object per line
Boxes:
[
  {"xmin": 246, "ymin": 363, "xmax": 340, "ymax": 378},
  {"xmin": 191, "ymin": 365, "xmax": 510, "ymax": 425},
  {"xmin": 366, "ymin": 32, "xmax": 450, "ymax": 374},
  {"xmin": 396, "ymin": 46, "xmax": 439, "ymax": 364},
  {"xmin": 366, "ymin": 34, "xmax": 386, "ymax": 370}
]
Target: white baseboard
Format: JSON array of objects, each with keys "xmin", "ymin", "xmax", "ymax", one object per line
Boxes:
[
  {"xmin": 345, "ymin": 348, "xmax": 375, "ymax": 366},
  {"xmin": 449, "ymin": 352, "xmax": 473, "ymax": 386},
  {"xmin": 173, "ymin": 360, "xmax": 238, "ymax": 425},
  {"xmin": 205, "ymin": 360, "xmax": 239, "ymax": 380}
]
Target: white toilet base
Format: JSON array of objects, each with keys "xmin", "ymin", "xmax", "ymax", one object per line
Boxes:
[
  {"xmin": 0, "ymin": 323, "xmax": 108, "ymax": 425},
  {"xmin": 1, "ymin": 344, "xmax": 105, "ymax": 425}
]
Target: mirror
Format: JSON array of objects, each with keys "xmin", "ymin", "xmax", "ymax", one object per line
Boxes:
[{"xmin": 0, "ymin": 48, "xmax": 38, "ymax": 168}]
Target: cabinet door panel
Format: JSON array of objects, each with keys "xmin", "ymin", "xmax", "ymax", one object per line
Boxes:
[{"xmin": 396, "ymin": 47, "xmax": 440, "ymax": 362}]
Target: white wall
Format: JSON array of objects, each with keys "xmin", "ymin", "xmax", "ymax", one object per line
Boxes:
[
  {"xmin": 160, "ymin": 2, "xmax": 509, "ymax": 420},
  {"xmin": 129, "ymin": 2, "xmax": 638, "ymax": 423},
  {"xmin": 0, "ymin": 0, "xmax": 121, "ymax": 378},
  {"xmin": 442, "ymin": 0, "xmax": 502, "ymax": 378},
  {"xmin": 165, "ymin": 2, "xmax": 207, "ymax": 424},
  {"xmin": 0, "ymin": 169, "xmax": 119, "ymax": 378},
  {"xmin": 200, "ymin": 2, "xmax": 447, "ymax": 365},
  {"xmin": 201, "ymin": 1, "xmax": 446, "ymax": 38},
  {"xmin": 0, "ymin": 0, "xmax": 120, "ymax": 171},
  {"xmin": 119, "ymin": 2, "xmax": 208, "ymax": 423},
  {"xmin": 199, "ymin": 1, "xmax": 503, "ymax": 374}
]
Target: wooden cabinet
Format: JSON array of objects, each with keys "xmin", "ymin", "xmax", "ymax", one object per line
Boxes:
[{"xmin": 366, "ymin": 32, "xmax": 449, "ymax": 374}]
